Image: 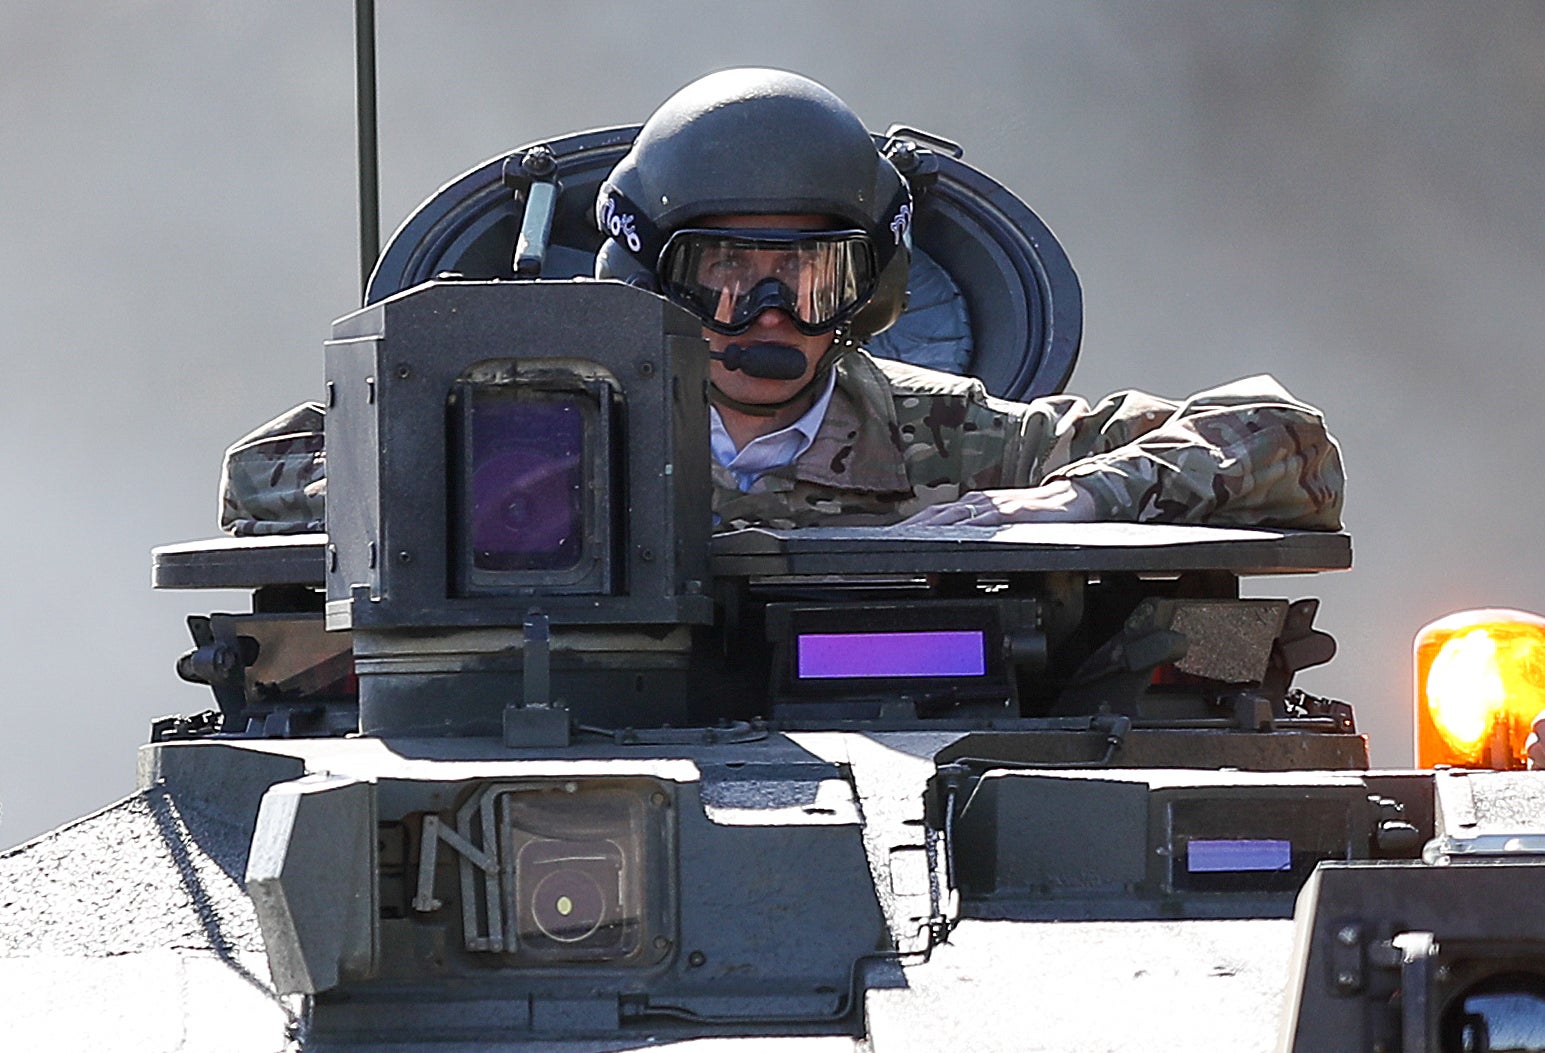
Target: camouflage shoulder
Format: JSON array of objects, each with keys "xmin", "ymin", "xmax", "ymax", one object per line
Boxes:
[
  {"xmin": 224, "ymin": 401, "xmax": 326, "ymax": 453},
  {"xmin": 219, "ymin": 401, "xmax": 327, "ymax": 536},
  {"xmin": 865, "ymin": 352, "xmax": 991, "ymax": 399}
]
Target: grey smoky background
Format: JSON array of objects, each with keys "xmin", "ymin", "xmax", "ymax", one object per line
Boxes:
[{"xmin": 2, "ymin": 1, "xmax": 1542, "ymax": 849}]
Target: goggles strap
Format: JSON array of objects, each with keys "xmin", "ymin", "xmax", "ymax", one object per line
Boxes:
[{"xmin": 708, "ymin": 330, "xmax": 856, "ymax": 418}]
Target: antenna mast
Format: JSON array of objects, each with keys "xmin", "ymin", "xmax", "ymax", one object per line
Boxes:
[{"xmin": 355, "ymin": 0, "xmax": 380, "ymax": 301}]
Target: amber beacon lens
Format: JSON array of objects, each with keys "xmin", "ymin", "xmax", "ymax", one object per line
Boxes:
[{"xmin": 1415, "ymin": 608, "xmax": 1545, "ymax": 770}]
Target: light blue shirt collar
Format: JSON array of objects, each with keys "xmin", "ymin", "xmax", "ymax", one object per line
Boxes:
[{"xmin": 709, "ymin": 370, "xmax": 839, "ymax": 491}]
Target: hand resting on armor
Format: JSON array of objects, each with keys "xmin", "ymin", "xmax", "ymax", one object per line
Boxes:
[{"xmin": 899, "ymin": 479, "xmax": 1099, "ymax": 527}]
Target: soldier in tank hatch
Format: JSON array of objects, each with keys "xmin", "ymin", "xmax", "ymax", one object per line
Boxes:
[
  {"xmin": 594, "ymin": 68, "xmax": 1343, "ymax": 534},
  {"xmin": 219, "ymin": 68, "xmax": 1343, "ymax": 537}
]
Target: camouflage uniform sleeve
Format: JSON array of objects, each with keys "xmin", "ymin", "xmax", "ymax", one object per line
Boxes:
[
  {"xmin": 1024, "ymin": 375, "xmax": 1344, "ymax": 529},
  {"xmin": 218, "ymin": 402, "xmax": 327, "ymax": 536}
]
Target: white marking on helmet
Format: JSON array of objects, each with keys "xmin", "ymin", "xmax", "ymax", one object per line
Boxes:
[{"xmin": 599, "ymin": 195, "xmax": 642, "ymax": 253}]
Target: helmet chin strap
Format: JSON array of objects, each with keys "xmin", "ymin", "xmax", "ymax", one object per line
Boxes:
[{"xmin": 708, "ymin": 329, "xmax": 856, "ymax": 418}]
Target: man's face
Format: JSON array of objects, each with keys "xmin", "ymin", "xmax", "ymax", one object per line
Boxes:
[{"xmin": 696, "ymin": 214, "xmax": 837, "ymax": 409}]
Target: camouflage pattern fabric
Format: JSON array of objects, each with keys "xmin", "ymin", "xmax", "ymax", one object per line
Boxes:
[
  {"xmin": 712, "ymin": 351, "xmax": 1344, "ymax": 531},
  {"xmin": 220, "ymin": 354, "xmax": 1343, "ymax": 536},
  {"xmin": 219, "ymin": 402, "xmax": 326, "ymax": 536}
]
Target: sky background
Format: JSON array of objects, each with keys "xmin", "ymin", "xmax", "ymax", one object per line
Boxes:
[{"xmin": 2, "ymin": 1, "xmax": 1543, "ymax": 848}]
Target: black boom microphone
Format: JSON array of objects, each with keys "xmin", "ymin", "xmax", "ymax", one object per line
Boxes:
[{"xmin": 709, "ymin": 343, "xmax": 808, "ymax": 380}]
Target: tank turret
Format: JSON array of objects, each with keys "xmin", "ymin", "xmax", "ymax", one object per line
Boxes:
[{"xmin": 140, "ymin": 266, "xmax": 1376, "ymax": 1048}]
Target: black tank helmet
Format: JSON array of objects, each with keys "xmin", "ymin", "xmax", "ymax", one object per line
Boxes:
[{"xmin": 595, "ymin": 68, "xmax": 913, "ymax": 343}]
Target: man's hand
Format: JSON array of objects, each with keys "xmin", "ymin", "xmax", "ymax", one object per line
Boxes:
[{"xmin": 899, "ymin": 480, "xmax": 1100, "ymax": 527}]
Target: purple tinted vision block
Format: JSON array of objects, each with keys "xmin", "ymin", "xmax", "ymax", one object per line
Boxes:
[
  {"xmin": 469, "ymin": 393, "xmax": 584, "ymax": 571},
  {"xmin": 1186, "ymin": 839, "xmax": 1292, "ymax": 873},
  {"xmin": 797, "ymin": 631, "xmax": 987, "ymax": 679}
]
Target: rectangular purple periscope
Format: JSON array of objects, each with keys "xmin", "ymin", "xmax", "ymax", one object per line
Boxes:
[
  {"xmin": 1186, "ymin": 839, "xmax": 1293, "ymax": 873},
  {"xmin": 797, "ymin": 631, "xmax": 987, "ymax": 679}
]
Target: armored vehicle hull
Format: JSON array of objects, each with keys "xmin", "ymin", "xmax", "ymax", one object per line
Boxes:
[{"xmin": 6, "ymin": 114, "xmax": 1545, "ymax": 1053}]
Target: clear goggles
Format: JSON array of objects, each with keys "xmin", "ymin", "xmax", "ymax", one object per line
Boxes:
[{"xmin": 656, "ymin": 228, "xmax": 878, "ymax": 336}]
